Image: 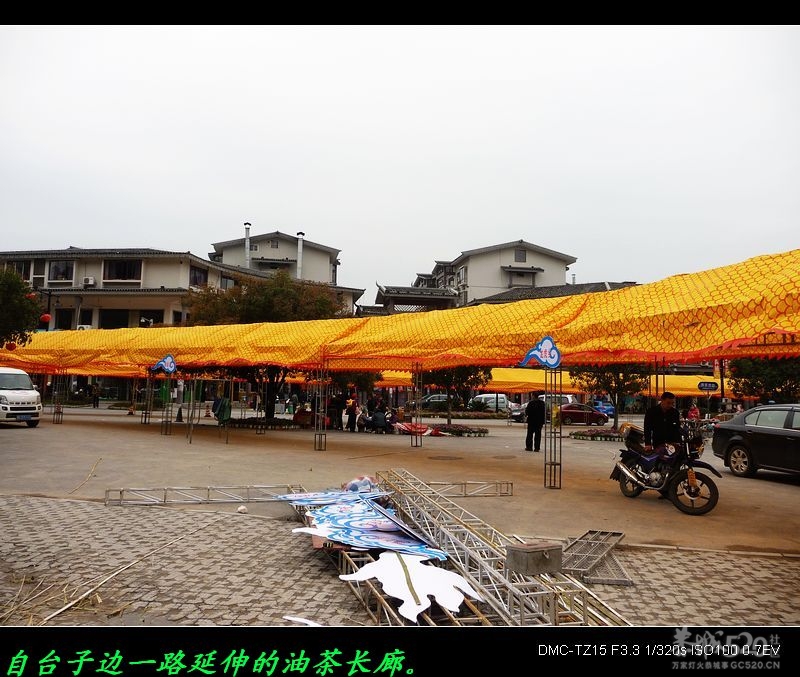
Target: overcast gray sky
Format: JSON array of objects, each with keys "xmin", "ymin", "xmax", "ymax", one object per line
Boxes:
[{"xmin": 2, "ymin": 25, "xmax": 798, "ymax": 301}]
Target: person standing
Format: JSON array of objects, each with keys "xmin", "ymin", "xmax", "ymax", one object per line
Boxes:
[
  {"xmin": 346, "ymin": 396, "xmax": 358, "ymax": 432},
  {"xmin": 525, "ymin": 392, "xmax": 546, "ymax": 452}
]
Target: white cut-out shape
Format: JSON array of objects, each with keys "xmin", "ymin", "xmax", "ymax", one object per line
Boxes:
[
  {"xmin": 292, "ymin": 526, "xmax": 333, "ymax": 537},
  {"xmin": 340, "ymin": 552, "xmax": 482, "ymax": 623},
  {"xmin": 283, "ymin": 616, "xmax": 322, "ymax": 626}
]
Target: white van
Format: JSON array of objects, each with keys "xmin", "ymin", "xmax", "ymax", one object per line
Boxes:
[
  {"xmin": 539, "ymin": 393, "xmax": 574, "ymax": 407},
  {"xmin": 468, "ymin": 393, "xmax": 510, "ymax": 412},
  {"xmin": 0, "ymin": 367, "xmax": 42, "ymax": 427}
]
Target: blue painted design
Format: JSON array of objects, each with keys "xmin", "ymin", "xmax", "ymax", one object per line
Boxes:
[{"xmin": 519, "ymin": 336, "xmax": 562, "ymax": 368}]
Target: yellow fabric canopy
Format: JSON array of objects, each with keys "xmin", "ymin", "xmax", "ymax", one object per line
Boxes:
[
  {"xmin": 321, "ymin": 248, "xmax": 800, "ymax": 370},
  {"xmin": 2, "ymin": 249, "xmax": 799, "ymax": 375},
  {"xmin": 375, "ymin": 368, "xmax": 722, "ymax": 398}
]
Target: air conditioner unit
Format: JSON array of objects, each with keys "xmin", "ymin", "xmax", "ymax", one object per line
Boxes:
[
  {"xmin": 82, "ymin": 276, "xmax": 96, "ymax": 287},
  {"xmin": 76, "ymin": 324, "xmax": 93, "ymax": 331}
]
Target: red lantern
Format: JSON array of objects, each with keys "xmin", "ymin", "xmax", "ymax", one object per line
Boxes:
[
  {"xmin": 40, "ymin": 313, "xmax": 52, "ymax": 324},
  {"xmin": 5, "ymin": 342, "xmax": 16, "ymax": 351},
  {"xmin": 26, "ymin": 292, "xmax": 37, "ymax": 300}
]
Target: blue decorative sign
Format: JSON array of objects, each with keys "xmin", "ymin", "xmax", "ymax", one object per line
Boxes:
[
  {"xmin": 698, "ymin": 381, "xmax": 719, "ymax": 392},
  {"xmin": 519, "ymin": 336, "xmax": 562, "ymax": 369},
  {"xmin": 152, "ymin": 354, "xmax": 177, "ymax": 374}
]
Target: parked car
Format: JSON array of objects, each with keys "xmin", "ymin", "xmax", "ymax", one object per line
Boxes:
[
  {"xmin": 592, "ymin": 400, "xmax": 616, "ymax": 417},
  {"xmin": 557, "ymin": 403, "xmax": 609, "ymax": 426},
  {"xmin": 0, "ymin": 367, "xmax": 42, "ymax": 428},
  {"xmin": 712, "ymin": 404, "xmax": 800, "ymax": 478},
  {"xmin": 539, "ymin": 393, "xmax": 574, "ymax": 407},
  {"xmin": 511, "ymin": 395, "xmax": 576, "ymax": 423},
  {"xmin": 468, "ymin": 393, "xmax": 510, "ymax": 412},
  {"xmin": 407, "ymin": 394, "xmax": 461, "ymax": 410}
]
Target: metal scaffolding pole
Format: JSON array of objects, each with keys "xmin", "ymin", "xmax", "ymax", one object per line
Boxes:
[
  {"xmin": 411, "ymin": 362, "xmax": 424, "ymax": 448},
  {"xmin": 544, "ymin": 367, "xmax": 563, "ymax": 489}
]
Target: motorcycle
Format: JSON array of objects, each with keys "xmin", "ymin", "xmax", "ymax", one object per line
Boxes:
[{"xmin": 610, "ymin": 422, "xmax": 722, "ymax": 515}]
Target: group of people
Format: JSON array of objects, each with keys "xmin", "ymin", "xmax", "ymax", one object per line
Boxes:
[
  {"xmin": 348, "ymin": 397, "xmax": 399, "ymax": 433},
  {"xmin": 331, "ymin": 394, "xmax": 399, "ymax": 433}
]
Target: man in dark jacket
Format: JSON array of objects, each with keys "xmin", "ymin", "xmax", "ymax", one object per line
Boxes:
[
  {"xmin": 525, "ymin": 392, "xmax": 546, "ymax": 452},
  {"xmin": 643, "ymin": 391, "xmax": 682, "ymax": 452}
]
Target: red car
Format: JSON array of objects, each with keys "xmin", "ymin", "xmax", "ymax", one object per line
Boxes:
[{"xmin": 558, "ymin": 403, "xmax": 609, "ymax": 426}]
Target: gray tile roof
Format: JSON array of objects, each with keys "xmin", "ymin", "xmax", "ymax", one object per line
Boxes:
[{"xmin": 472, "ymin": 281, "xmax": 638, "ymax": 304}]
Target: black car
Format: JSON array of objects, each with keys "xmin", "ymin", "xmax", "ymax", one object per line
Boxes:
[
  {"xmin": 407, "ymin": 394, "xmax": 461, "ymax": 410},
  {"xmin": 712, "ymin": 404, "xmax": 800, "ymax": 478}
]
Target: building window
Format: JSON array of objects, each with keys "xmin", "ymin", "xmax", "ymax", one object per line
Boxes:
[
  {"xmin": 189, "ymin": 266, "xmax": 208, "ymax": 286},
  {"xmin": 270, "ymin": 240, "xmax": 279, "ymax": 248},
  {"xmin": 55, "ymin": 307, "xmax": 74, "ymax": 330},
  {"xmin": 456, "ymin": 266, "xmax": 467, "ymax": 285},
  {"xmin": 103, "ymin": 259, "xmax": 142, "ymax": 281},
  {"xmin": 221, "ymin": 276, "xmax": 235, "ymax": 290},
  {"xmin": 249, "ymin": 243, "xmax": 259, "ymax": 252},
  {"xmin": 514, "ymin": 249, "xmax": 527, "ymax": 263},
  {"xmin": 99, "ymin": 309, "xmax": 130, "ymax": 329},
  {"xmin": 11, "ymin": 261, "xmax": 31, "ymax": 280},
  {"xmin": 48, "ymin": 260, "xmax": 74, "ymax": 282}
]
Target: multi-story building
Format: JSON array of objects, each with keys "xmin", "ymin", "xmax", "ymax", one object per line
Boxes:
[
  {"xmin": 365, "ymin": 239, "xmax": 580, "ymax": 313},
  {"xmin": 1, "ymin": 231, "xmax": 365, "ymax": 330},
  {"xmin": 209, "ymin": 228, "xmax": 341, "ymax": 286}
]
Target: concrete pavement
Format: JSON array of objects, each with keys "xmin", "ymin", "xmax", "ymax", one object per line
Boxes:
[{"xmin": 1, "ymin": 407, "xmax": 798, "ymax": 626}]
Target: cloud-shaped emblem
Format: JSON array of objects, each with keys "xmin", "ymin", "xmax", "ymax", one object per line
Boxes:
[
  {"xmin": 519, "ymin": 336, "xmax": 561, "ymax": 368},
  {"xmin": 152, "ymin": 354, "xmax": 177, "ymax": 374}
]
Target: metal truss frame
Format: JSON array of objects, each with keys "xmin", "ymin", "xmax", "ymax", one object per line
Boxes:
[
  {"xmin": 104, "ymin": 484, "xmax": 307, "ymax": 507},
  {"xmin": 376, "ymin": 468, "xmax": 631, "ymax": 626}
]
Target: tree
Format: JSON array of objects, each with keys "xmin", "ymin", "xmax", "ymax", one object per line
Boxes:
[
  {"xmin": 728, "ymin": 357, "xmax": 800, "ymax": 404},
  {"xmin": 183, "ymin": 270, "xmax": 344, "ymax": 326},
  {"xmin": 422, "ymin": 366, "xmax": 493, "ymax": 424},
  {"xmin": 183, "ymin": 271, "xmax": 345, "ymax": 417},
  {"xmin": 330, "ymin": 371, "xmax": 383, "ymax": 399},
  {"xmin": 0, "ymin": 269, "xmax": 43, "ymax": 349},
  {"xmin": 568, "ymin": 363, "xmax": 652, "ymax": 429}
]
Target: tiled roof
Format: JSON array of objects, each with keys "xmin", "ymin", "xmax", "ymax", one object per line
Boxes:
[
  {"xmin": 40, "ymin": 287, "xmax": 190, "ymax": 294},
  {"xmin": 0, "ymin": 247, "xmax": 191, "ymax": 258},
  {"xmin": 473, "ymin": 281, "xmax": 638, "ymax": 304},
  {"xmin": 377, "ymin": 285, "xmax": 458, "ymax": 298}
]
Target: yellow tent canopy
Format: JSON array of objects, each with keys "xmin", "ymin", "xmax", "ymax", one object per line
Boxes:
[
  {"xmin": 375, "ymin": 368, "xmax": 722, "ymax": 398},
  {"xmin": 2, "ymin": 249, "xmax": 799, "ymax": 375}
]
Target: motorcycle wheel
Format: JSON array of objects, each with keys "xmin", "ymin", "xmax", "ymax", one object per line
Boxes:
[
  {"xmin": 667, "ymin": 470, "xmax": 719, "ymax": 515},
  {"xmin": 618, "ymin": 464, "xmax": 644, "ymax": 497}
]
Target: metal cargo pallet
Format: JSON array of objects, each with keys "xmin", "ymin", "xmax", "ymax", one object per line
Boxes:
[
  {"xmin": 583, "ymin": 552, "xmax": 634, "ymax": 587},
  {"xmin": 561, "ymin": 530, "xmax": 633, "ymax": 586}
]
